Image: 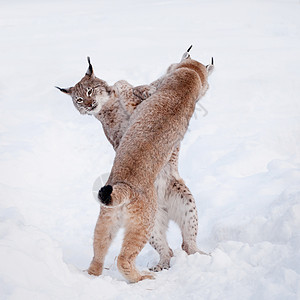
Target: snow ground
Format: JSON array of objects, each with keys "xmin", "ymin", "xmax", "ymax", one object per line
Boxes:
[{"xmin": 0, "ymin": 0, "xmax": 300, "ymax": 299}]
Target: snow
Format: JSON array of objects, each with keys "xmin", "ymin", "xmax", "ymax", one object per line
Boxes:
[{"xmin": 0, "ymin": 0, "xmax": 300, "ymax": 299}]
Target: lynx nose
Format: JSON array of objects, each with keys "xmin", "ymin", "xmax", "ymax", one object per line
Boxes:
[{"xmin": 83, "ymin": 99, "xmax": 93, "ymax": 106}]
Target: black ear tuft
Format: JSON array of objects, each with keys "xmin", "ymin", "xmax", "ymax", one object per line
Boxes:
[
  {"xmin": 55, "ymin": 86, "xmax": 71, "ymax": 94},
  {"xmin": 206, "ymin": 57, "xmax": 214, "ymax": 75},
  {"xmin": 98, "ymin": 185, "xmax": 113, "ymax": 205},
  {"xmin": 86, "ymin": 56, "xmax": 94, "ymax": 76},
  {"xmin": 187, "ymin": 45, "xmax": 193, "ymax": 52}
]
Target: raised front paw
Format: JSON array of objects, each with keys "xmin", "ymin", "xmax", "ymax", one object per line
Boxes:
[
  {"xmin": 142, "ymin": 86, "xmax": 156, "ymax": 99},
  {"xmin": 113, "ymin": 80, "xmax": 130, "ymax": 94},
  {"xmin": 133, "ymin": 85, "xmax": 156, "ymax": 100}
]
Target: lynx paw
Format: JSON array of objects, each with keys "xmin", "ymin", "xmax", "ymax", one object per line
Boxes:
[
  {"xmin": 198, "ymin": 250, "xmax": 211, "ymax": 256},
  {"xmin": 87, "ymin": 260, "xmax": 103, "ymax": 276},
  {"xmin": 186, "ymin": 248, "xmax": 211, "ymax": 257},
  {"xmin": 139, "ymin": 270, "xmax": 155, "ymax": 281},
  {"xmin": 133, "ymin": 85, "xmax": 156, "ymax": 100},
  {"xmin": 141, "ymin": 86, "xmax": 156, "ymax": 99},
  {"xmin": 149, "ymin": 261, "xmax": 170, "ymax": 272}
]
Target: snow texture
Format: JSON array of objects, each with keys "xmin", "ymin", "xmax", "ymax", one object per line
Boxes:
[{"xmin": 0, "ymin": 0, "xmax": 300, "ymax": 299}]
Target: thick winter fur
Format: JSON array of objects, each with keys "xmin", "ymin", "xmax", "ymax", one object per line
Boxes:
[{"xmin": 57, "ymin": 54, "xmax": 212, "ymax": 282}]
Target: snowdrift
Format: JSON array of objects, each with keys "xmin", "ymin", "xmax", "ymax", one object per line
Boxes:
[{"xmin": 0, "ymin": 0, "xmax": 299, "ymax": 299}]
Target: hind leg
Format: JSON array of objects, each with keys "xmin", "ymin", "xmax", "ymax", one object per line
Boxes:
[
  {"xmin": 117, "ymin": 189, "xmax": 156, "ymax": 283},
  {"xmin": 88, "ymin": 207, "xmax": 121, "ymax": 276},
  {"xmin": 149, "ymin": 206, "xmax": 173, "ymax": 272},
  {"xmin": 170, "ymin": 180, "xmax": 207, "ymax": 255}
]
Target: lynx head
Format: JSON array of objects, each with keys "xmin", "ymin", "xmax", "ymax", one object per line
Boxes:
[
  {"xmin": 168, "ymin": 45, "xmax": 214, "ymax": 79},
  {"xmin": 182, "ymin": 46, "xmax": 214, "ymax": 75},
  {"xmin": 56, "ymin": 57, "xmax": 112, "ymax": 115}
]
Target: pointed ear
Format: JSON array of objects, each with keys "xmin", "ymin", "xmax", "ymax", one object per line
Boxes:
[
  {"xmin": 86, "ymin": 56, "xmax": 94, "ymax": 77},
  {"xmin": 181, "ymin": 45, "xmax": 193, "ymax": 61},
  {"xmin": 206, "ymin": 57, "xmax": 214, "ymax": 75},
  {"xmin": 55, "ymin": 86, "xmax": 72, "ymax": 94}
]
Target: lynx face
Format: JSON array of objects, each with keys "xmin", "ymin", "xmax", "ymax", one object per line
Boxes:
[
  {"xmin": 57, "ymin": 57, "xmax": 112, "ymax": 115},
  {"xmin": 70, "ymin": 77, "xmax": 111, "ymax": 115}
]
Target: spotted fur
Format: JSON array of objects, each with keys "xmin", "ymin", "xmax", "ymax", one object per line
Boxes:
[{"xmin": 57, "ymin": 53, "xmax": 213, "ymax": 282}]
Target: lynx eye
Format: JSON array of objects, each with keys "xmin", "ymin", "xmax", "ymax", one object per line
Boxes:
[
  {"xmin": 76, "ymin": 97, "xmax": 83, "ymax": 104},
  {"xmin": 87, "ymin": 88, "xmax": 93, "ymax": 97}
]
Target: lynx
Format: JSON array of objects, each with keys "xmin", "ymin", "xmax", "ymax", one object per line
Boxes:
[{"xmin": 57, "ymin": 49, "xmax": 213, "ymax": 282}]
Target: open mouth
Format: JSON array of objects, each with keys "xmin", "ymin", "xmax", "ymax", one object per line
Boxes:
[
  {"xmin": 85, "ymin": 104, "xmax": 98, "ymax": 115},
  {"xmin": 87, "ymin": 104, "xmax": 97, "ymax": 112}
]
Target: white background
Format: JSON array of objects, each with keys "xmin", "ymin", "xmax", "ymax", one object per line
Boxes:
[{"xmin": 0, "ymin": 0, "xmax": 299, "ymax": 299}]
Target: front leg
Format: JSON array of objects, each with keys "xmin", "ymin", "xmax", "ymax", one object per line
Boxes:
[
  {"xmin": 112, "ymin": 80, "xmax": 143, "ymax": 115},
  {"xmin": 133, "ymin": 85, "xmax": 156, "ymax": 100}
]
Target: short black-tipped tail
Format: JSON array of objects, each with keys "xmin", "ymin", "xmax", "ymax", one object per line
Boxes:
[{"xmin": 98, "ymin": 185, "xmax": 113, "ymax": 205}]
